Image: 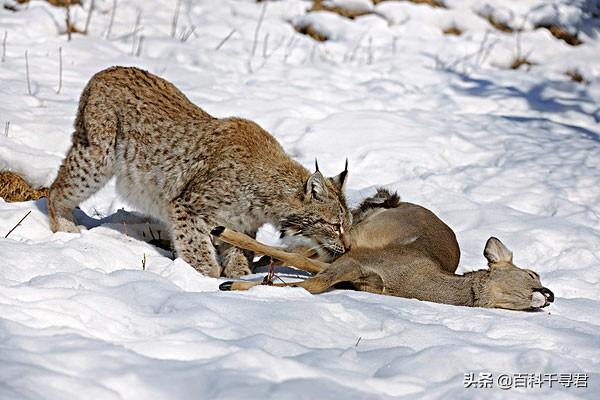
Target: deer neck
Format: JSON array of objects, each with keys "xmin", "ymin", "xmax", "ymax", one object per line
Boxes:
[{"xmin": 415, "ymin": 268, "xmax": 490, "ymax": 307}]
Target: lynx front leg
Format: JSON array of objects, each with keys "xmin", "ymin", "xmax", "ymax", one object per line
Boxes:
[{"xmin": 168, "ymin": 200, "xmax": 221, "ymax": 277}]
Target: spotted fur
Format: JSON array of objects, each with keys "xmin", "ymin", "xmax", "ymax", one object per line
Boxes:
[{"xmin": 49, "ymin": 66, "xmax": 351, "ymax": 277}]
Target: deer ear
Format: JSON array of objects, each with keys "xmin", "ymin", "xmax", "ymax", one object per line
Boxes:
[
  {"xmin": 305, "ymin": 171, "xmax": 327, "ymax": 201},
  {"xmin": 484, "ymin": 237, "xmax": 513, "ymax": 264},
  {"xmin": 330, "ymin": 159, "xmax": 348, "ymax": 191}
]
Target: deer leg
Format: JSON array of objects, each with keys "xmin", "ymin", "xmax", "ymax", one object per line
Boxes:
[
  {"xmin": 220, "ymin": 259, "xmax": 385, "ymax": 295},
  {"xmin": 211, "ymin": 226, "xmax": 329, "ymax": 274}
]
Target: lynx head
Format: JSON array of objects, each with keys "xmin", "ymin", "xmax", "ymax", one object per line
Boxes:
[
  {"xmin": 280, "ymin": 160, "xmax": 351, "ymax": 261},
  {"xmin": 474, "ymin": 237, "xmax": 554, "ymax": 310}
]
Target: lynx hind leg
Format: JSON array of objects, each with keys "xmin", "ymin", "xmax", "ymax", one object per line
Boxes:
[
  {"xmin": 168, "ymin": 200, "xmax": 221, "ymax": 278},
  {"xmin": 221, "ymin": 243, "xmax": 253, "ymax": 278},
  {"xmin": 49, "ymin": 138, "xmax": 115, "ymax": 233},
  {"xmin": 49, "ymin": 99, "xmax": 118, "ymax": 233}
]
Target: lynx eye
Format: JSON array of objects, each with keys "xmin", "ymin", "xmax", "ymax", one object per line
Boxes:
[{"xmin": 332, "ymin": 223, "xmax": 343, "ymax": 235}]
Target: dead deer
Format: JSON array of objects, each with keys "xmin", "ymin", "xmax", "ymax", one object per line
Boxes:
[{"xmin": 213, "ymin": 189, "xmax": 554, "ymax": 311}]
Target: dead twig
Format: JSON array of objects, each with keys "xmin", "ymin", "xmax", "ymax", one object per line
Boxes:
[
  {"xmin": 141, "ymin": 253, "xmax": 146, "ymax": 270},
  {"xmin": 248, "ymin": 1, "xmax": 267, "ymax": 72},
  {"xmin": 135, "ymin": 35, "xmax": 144, "ymax": 57},
  {"xmin": 25, "ymin": 50, "xmax": 32, "ymax": 95},
  {"xmin": 5, "ymin": 210, "xmax": 32, "ymax": 238},
  {"xmin": 171, "ymin": 0, "xmax": 182, "ymax": 38},
  {"xmin": 355, "ymin": 336, "xmax": 362, "ymax": 347},
  {"xmin": 180, "ymin": 25, "xmax": 195, "ymax": 42},
  {"xmin": 56, "ymin": 47, "xmax": 62, "ymax": 94},
  {"xmin": 65, "ymin": 4, "xmax": 72, "ymax": 41},
  {"xmin": 130, "ymin": 9, "xmax": 142, "ymax": 55},
  {"xmin": 4, "ymin": 121, "xmax": 9, "ymax": 136},
  {"xmin": 262, "ymin": 32, "xmax": 269, "ymax": 58},
  {"xmin": 105, "ymin": 0, "xmax": 117, "ymax": 40},
  {"xmin": 215, "ymin": 28, "xmax": 236, "ymax": 51},
  {"xmin": 84, "ymin": 0, "xmax": 94, "ymax": 34},
  {"xmin": 1, "ymin": 31, "xmax": 7, "ymax": 62},
  {"xmin": 262, "ymin": 257, "xmax": 276, "ymax": 285}
]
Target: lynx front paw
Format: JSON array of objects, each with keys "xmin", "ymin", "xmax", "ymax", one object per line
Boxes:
[
  {"xmin": 223, "ymin": 261, "xmax": 253, "ymax": 278},
  {"xmin": 51, "ymin": 216, "xmax": 82, "ymax": 233}
]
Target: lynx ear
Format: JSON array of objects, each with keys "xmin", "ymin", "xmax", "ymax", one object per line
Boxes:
[
  {"xmin": 330, "ymin": 159, "xmax": 348, "ymax": 191},
  {"xmin": 484, "ymin": 237, "xmax": 513, "ymax": 265},
  {"xmin": 306, "ymin": 170, "xmax": 328, "ymax": 201}
]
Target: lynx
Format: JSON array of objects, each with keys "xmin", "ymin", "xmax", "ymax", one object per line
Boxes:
[
  {"xmin": 216, "ymin": 189, "xmax": 554, "ymax": 311},
  {"xmin": 49, "ymin": 66, "xmax": 351, "ymax": 278}
]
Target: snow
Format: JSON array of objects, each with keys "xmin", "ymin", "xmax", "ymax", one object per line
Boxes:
[{"xmin": 1, "ymin": 0, "xmax": 599, "ymax": 398}]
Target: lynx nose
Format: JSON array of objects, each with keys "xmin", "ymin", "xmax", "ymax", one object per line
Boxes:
[{"xmin": 342, "ymin": 234, "xmax": 352, "ymax": 251}]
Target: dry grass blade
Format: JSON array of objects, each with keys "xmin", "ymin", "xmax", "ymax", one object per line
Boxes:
[
  {"xmin": 482, "ymin": 13, "xmax": 514, "ymax": 33},
  {"xmin": 566, "ymin": 69, "xmax": 587, "ymax": 84},
  {"xmin": 373, "ymin": 0, "xmax": 445, "ymax": 8},
  {"xmin": 510, "ymin": 56, "xmax": 535, "ymax": 70},
  {"xmin": 540, "ymin": 25, "xmax": 582, "ymax": 46},
  {"xmin": 294, "ymin": 23, "xmax": 328, "ymax": 42},
  {"xmin": 443, "ymin": 25, "xmax": 462, "ymax": 36},
  {"xmin": 0, "ymin": 171, "xmax": 49, "ymax": 202},
  {"xmin": 311, "ymin": 0, "xmax": 372, "ymax": 19}
]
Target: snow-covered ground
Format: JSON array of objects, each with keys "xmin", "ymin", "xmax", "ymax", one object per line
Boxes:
[{"xmin": 1, "ymin": 0, "xmax": 599, "ymax": 398}]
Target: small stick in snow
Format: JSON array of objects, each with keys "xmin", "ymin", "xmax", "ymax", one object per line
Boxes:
[
  {"xmin": 25, "ymin": 50, "xmax": 32, "ymax": 96},
  {"xmin": 262, "ymin": 33, "xmax": 269, "ymax": 59},
  {"xmin": 135, "ymin": 35, "xmax": 144, "ymax": 57},
  {"xmin": 367, "ymin": 36, "xmax": 373, "ymax": 64},
  {"xmin": 65, "ymin": 4, "xmax": 72, "ymax": 41},
  {"xmin": 142, "ymin": 253, "xmax": 146, "ymax": 271},
  {"xmin": 283, "ymin": 35, "xmax": 298, "ymax": 63},
  {"xmin": 105, "ymin": 0, "xmax": 117, "ymax": 40},
  {"xmin": 348, "ymin": 34, "xmax": 366, "ymax": 62},
  {"xmin": 171, "ymin": 0, "xmax": 182, "ymax": 38},
  {"xmin": 4, "ymin": 210, "xmax": 32, "ymax": 239},
  {"xmin": 56, "ymin": 47, "xmax": 63, "ymax": 94},
  {"xmin": 263, "ymin": 257, "xmax": 276, "ymax": 285},
  {"xmin": 84, "ymin": 0, "xmax": 95, "ymax": 34},
  {"xmin": 130, "ymin": 9, "xmax": 142, "ymax": 55},
  {"xmin": 248, "ymin": 2, "xmax": 267, "ymax": 71},
  {"xmin": 1, "ymin": 31, "xmax": 7, "ymax": 63},
  {"xmin": 4, "ymin": 121, "xmax": 9, "ymax": 136},
  {"xmin": 355, "ymin": 337, "xmax": 362, "ymax": 347},
  {"xmin": 214, "ymin": 29, "xmax": 236, "ymax": 51},
  {"xmin": 180, "ymin": 25, "xmax": 196, "ymax": 42}
]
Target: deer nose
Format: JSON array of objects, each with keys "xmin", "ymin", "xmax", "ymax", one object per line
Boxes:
[{"xmin": 534, "ymin": 287, "xmax": 554, "ymax": 306}]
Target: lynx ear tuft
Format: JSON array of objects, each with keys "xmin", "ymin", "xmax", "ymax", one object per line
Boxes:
[
  {"xmin": 306, "ymin": 171, "xmax": 327, "ymax": 200},
  {"xmin": 484, "ymin": 237, "xmax": 513, "ymax": 264},
  {"xmin": 330, "ymin": 158, "xmax": 348, "ymax": 191}
]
